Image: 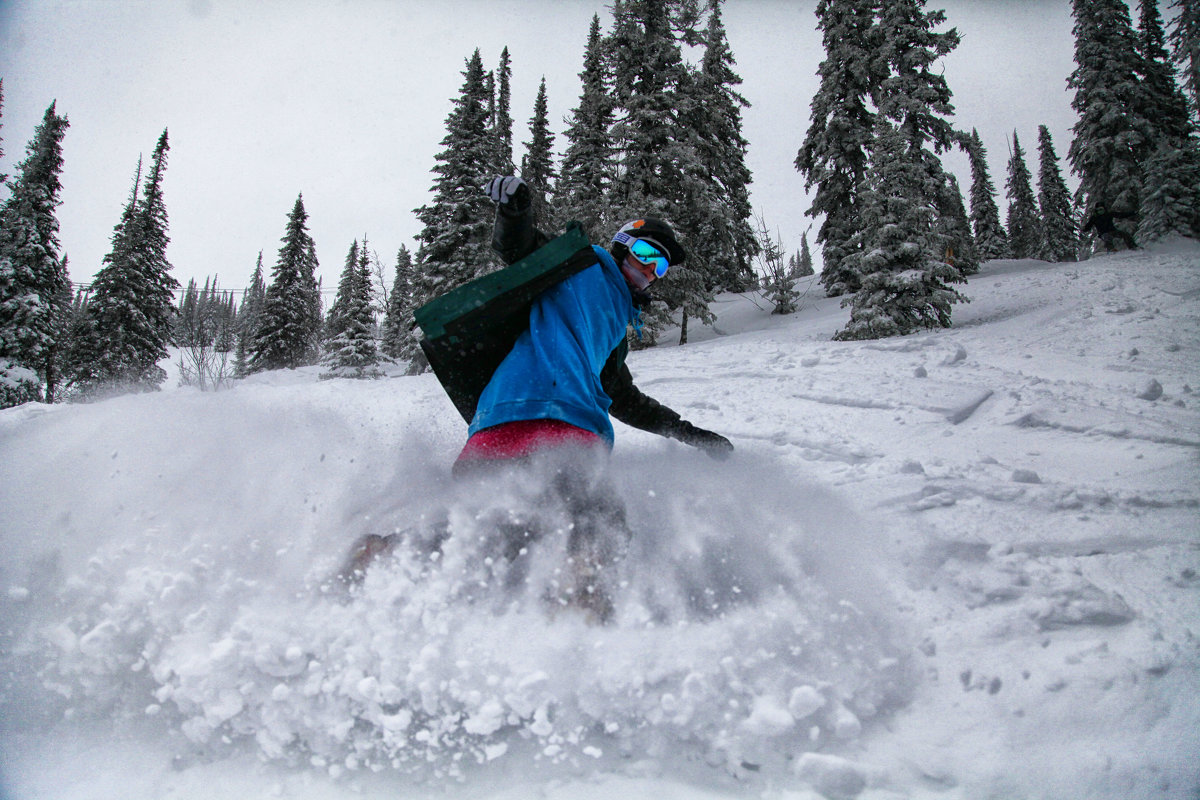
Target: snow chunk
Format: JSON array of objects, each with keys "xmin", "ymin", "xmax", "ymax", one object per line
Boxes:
[
  {"xmin": 742, "ymin": 695, "xmax": 795, "ymax": 736},
  {"xmin": 462, "ymin": 698, "xmax": 506, "ymax": 737},
  {"xmin": 794, "ymin": 752, "xmax": 868, "ymax": 799},
  {"xmin": 1136, "ymin": 379, "xmax": 1163, "ymax": 401},
  {"xmin": 788, "ymin": 686, "xmax": 825, "ymax": 720}
]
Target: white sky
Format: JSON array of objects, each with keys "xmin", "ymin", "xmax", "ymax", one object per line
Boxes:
[{"xmin": 0, "ymin": 0, "xmax": 1079, "ymax": 296}]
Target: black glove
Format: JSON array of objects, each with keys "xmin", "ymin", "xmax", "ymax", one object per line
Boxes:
[
  {"xmin": 484, "ymin": 175, "xmax": 530, "ymax": 209},
  {"xmin": 670, "ymin": 420, "xmax": 734, "ymax": 460}
]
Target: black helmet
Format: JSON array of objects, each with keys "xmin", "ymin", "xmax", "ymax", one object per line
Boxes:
[{"xmin": 611, "ymin": 218, "xmax": 687, "ymax": 266}]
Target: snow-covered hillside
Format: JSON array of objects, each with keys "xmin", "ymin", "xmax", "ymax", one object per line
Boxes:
[{"xmin": 2, "ymin": 242, "xmax": 1198, "ymax": 800}]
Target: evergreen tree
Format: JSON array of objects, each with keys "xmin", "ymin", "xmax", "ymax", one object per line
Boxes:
[
  {"xmin": 381, "ymin": 244, "xmax": 416, "ymax": 361},
  {"xmin": 791, "ymin": 229, "xmax": 815, "ymax": 278},
  {"xmin": 1137, "ymin": 139, "xmax": 1200, "ymax": 240},
  {"xmin": 1068, "ymin": 0, "xmax": 1154, "ymax": 217},
  {"xmin": 936, "ymin": 173, "xmax": 978, "ymax": 274},
  {"xmin": 1036, "ymin": 125, "xmax": 1078, "ymax": 261},
  {"xmin": 1005, "ymin": 131, "xmax": 1042, "ymax": 259},
  {"xmin": 835, "ymin": 120, "xmax": 966, "ymax": 341},
  {"xmin": 797, "ymin": 0, "xmax": 883, "ymax": 297},
  {"xmin": 967, "ymin": 129, "xmax": 1009, "ymax": 260},
  {"xmin": 1168, "ymin": 0, "xmax": 1199, "ymax": 121},
  {"xmin": 0, "ymin": 80, "xmax": 6, "ymax": 186},
  {"xmin": 87, "ymin": 130, "xmax": 180, "ymax": 394},
  {"xmin": 520, "ymin": 78, "xmax": 557, "ymax": 232},
  {"xmin": 755, "ymin": 215, "xmax": 798, "ymax": 314},
  {"xmin": 557, "ymin": 14, "xmax": 617, "ymax": 240},
  {"xmin": 1139, "ymin": 0, "xmax": 1194, "ymax": 146},
  {"xmin": 250, "ymin": 194, "xmax": 322, "ymax": 372},
  {"xmin": 607, "ymin": 0, "xmax": 715, "ymax": 346},
  {"xmin": 0, "ymin": 102, "xmax": 71, "ymax": 407},
  {"xmin": 493, "ymin": 47, "xmax": 516, "ymax": 176},
  {"xmin": 322, "ymin": 237, "xmax": 380, "ymax": 378},
  {"xmin": 690, "ymin": 0, "xmax": 758, "ymax": 293},
  {"xmin": 411, "ymin": 48, "xmax": 497, "ymax": 365},
  {"xmin": 234, "ymin": 252, "xmax": 266, "ymax": 377}
]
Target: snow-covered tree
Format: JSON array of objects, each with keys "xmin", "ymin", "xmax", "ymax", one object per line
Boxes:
[
  {"xmin": 755, "ymin": 214, "xmax": 798, "ymax": 315},
  {"xmin": 689, "ymin": 0, "xmax": 758, "ymax": 293},
  {"xmin": 1168, "ymin": 0, "xmax": 1199, "ymax": 121},
  {"xmin": 936, "ymin": 173, "xmax": 978, "ymax": 274},
  {"xmin": 380, "ymin": 244, "xmax": 416, "ymax": 362},
  {"xmin": 797, "ymin": 0, "xmax": 883, "ymax": 297},
  {"xmin": 834, "ymin": 120, "xmax": 966, "ymax": 341},
  {"xmin": 411, "ymin": 49, "xmax": 497, "ymax": 344},
  {"xmin": 557, "ymin": 15, "xmax": 617, "ymax": 241},
  {"xmin": 1137, "ymin": 140, "xmax": 1200, "ymax": 240},
  {"xmin": 176, "ymin": 277, "xmax": 236, "ymax": 391},
  {"xmin": 492, "ymin": 47, "xmax": 516, "ymax": 177},
  {"xmin": 791, "ymin": 229, "xmax": 815, "ymax": 278},
  {"xmin": 0, "ymin": 80, "xmax": 7, "ymax": 186},
  {"xmin": 1005, "ymin": 131, "xmax": 1042, "ymax": 259},
  {"xmin": 249, "ymin": 194, "xmax": 322, "ymax": 372},
  {"xmin": 1139, "ymin": 0, "xmax": 1194, "ymax": 147},
  {"xmin": 0, "ymin": 102, "xmax": 70, "ymax": 406},
  {"xmin": 966, "ymin": 129, "xmax": 1009, "ymax": 261},
  {"xmin": 520, "ymin": 78, "xmax": 557, "ymax": 232},
  {"xmin": 1068, "ymin": 0, "xmax": 1154, "ymax": 217},
  {"xmin": 234, "ymin": 252, "xmax": 266, "ymax": 377},
  {"xmin": 322, "ymin": 238, "xmax": 380, "ymax": 379},
  {"xmin": 85, "ymin": 131, "xmax": 181, "ymax": 395},
  {"xmin": 1036, "ymin": 126, "xmax": 1078, "ymax": 261}
]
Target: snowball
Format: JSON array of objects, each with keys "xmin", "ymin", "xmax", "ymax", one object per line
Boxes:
[
  {"xmin": 788, "ymin": 686, "xmax": 825, "ymax": 720},
  {"xmin": 794, "ymin": 752, "xmax": 868, "ymax": 799},
  {"xmin": 1136, "ymin": 379, "xmax": 1163, "ymax": 401}
]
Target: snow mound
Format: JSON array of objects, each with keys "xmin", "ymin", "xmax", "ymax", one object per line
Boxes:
[{"xmin": 0, "ymin": 392, "xmax": 911, "ymax": 783}]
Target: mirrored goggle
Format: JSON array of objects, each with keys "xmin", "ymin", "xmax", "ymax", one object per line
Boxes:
[{"xmin": 630, "ymin": 238, "xmax": 670, "ymax": 277}]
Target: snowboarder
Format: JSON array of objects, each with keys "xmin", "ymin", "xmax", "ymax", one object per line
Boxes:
[
  {"xmin": 1082, "ymin": 203, "xmax": 1138, "ymax": 252},
  {"xmin": 340, "ymin": 176, "xmax": 733, "ymax": 622}
]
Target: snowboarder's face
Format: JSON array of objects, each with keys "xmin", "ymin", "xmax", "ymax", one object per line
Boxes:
[{"xmin": 622, "ymin": 254, "xmax": 659, "ymax": 290}]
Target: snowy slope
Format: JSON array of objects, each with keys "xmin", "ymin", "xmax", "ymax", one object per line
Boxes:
[{"xmin": 1, "ymin": 242, "xmax": 1198, "ymax": 800}]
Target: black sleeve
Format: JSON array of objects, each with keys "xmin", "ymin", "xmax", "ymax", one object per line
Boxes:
[
  {"xmin": 601, "ymin": 345, "xmax": 683, "ymax": 435},
  {"xmin": 492, "ymin": 193, "xmax": 551, "ymax": 266}
]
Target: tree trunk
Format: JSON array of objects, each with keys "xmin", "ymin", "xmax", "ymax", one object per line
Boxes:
[{"xmin": 679, "ymin": 312, "xmax": 688, "ymax": 345}]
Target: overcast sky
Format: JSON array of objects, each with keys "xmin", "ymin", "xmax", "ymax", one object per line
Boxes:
[{"xmin": 0, "ymin": 0, "xmax": 1080, "ymax": 297}]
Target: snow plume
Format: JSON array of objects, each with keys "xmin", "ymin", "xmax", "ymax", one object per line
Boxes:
[{"xmin": 0, "ymin": 393, "xmax": 911, "ymax": 782}]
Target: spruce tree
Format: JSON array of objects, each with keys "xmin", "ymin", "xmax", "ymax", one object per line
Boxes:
[
  {"xmin": 607, "ymin": 0, "xmax": 715, "ymax": 346},
  {"xmin": 493, "ymin": 47, "xmax": 516, "ymax": 176},
  {"xmin": 1068, "ymin": 0, "xmax": 1154, "ymax": 217},
  {"xmin": 936, "ymin": 173, "xmax": 978, "ymax": 274},
  {"xmin": 87, "ymin": 131, "xmax": 180, "ymax": 394},
  {"xmin": 520, "ymin": 78, "xmax": 557, "ymax": 232},
  {"xmin": 1036, "ymin": 126, "xmax": 1078, "ymax": 261},
  {"xmin": 792, "ymin": 229, "xmax": 815, "ymax": 278},
  {"xmin": 690, "ymin": 0, "xmax": 758, "ymax": 293},
  {"xmin": 411, "ymin": 48, "xmax": 497, "ymax": 357},
  {"xmin": 1168, "ymin": 0, "xmax": 1199, "ymax": 121},
  {"xmin": 0, "ymin": 102, "xmax": 71, "ymax": 406},
  {"xmin": 797, "ymin": 0, "xmax": 883, "ymax": 297},
  {"xmin": 1139, "ymin": 0, "xmax": 1194, "ymax": 146},
  {"xmin": 322, "ymin": 237, "xmax": 379, "ymax": 378},
  {"xmin": 381, "ymin": 244, "xmax": 416, "ymax": 362},
  {"xmin": 325, "ymin": 239, "xmax": 360, "ymax": 345},
  {"xmin": 250, "ymin": 194, "xmax": 322, "ymax": 372},
  {"xmin": 234, "ymin": 252, "xmax": 266, "ymax": 377},
  {"xmin": 0, "ymin": 80, "xmax": 6, "ymax": 186},
  {"xmin": 835, "ymin": 120, "xmax": 965, "ymax": 341},
  {"xmin": 557, "ymin": 15, "xmax": 617, "ymax": 240},
  {"xmin": 967, "ymin": 129, "xmax": 1009, "ymax": 260},
  {"xmin": 1005, "ymin": 131, "xmax": 1042, "ymax": 259}
]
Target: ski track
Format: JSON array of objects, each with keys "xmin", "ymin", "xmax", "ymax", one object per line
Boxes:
[{"xmin": 2, "ymin": 243, "xmax": 1199, "ymax": 799}]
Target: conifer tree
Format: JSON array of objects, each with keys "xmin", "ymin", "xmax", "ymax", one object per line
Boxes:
[
  {"xmin": 936, "ymin": 173, "xmax": 978, "ymax": 274},
  {"xmin": 791, "ymin": 229, "xmax": 815, "ymax": 278},
  {"xmin": 1139, "ymin": 0, "xmax": 1194, "ymax": 147},
  {"xmin": 1036, "ymin": 126, "xmax": 1078, "ymax": 261},
  {"xmin": 234, "ymin": 252, "xmax": 266, "ymax": 376},
  {"xmin": 1068, "ymin": 0, "xmax": 1154, "ymax": 216},
  {"xmin": 557, "ymin": 15, "xmax": 617, "ymax": 240},
  {"xmin": 325, "ymin": 239, "xmax": 360, "ymax": 344},
  {"xmin": 381, "ymin": 244, "xmax": 416, "ymax": 361},
  {"xmin": 250, "ymin": 194, "xmax": 322, "ymax": 372},
  {"xmin": 322, "ymin": 237, "xmax": 379, "ymax": 378},
  {"xmin": 493, "ymin": 47, "xmax": 516, "ymax": 176},
  {"xmin": 797, "ymin": 0, "xmax": 883, "ymax": 297},
  {"xmin": 607, "ymin": 0, "xmax": 715, "ymax": 346},
  {"xmin": 0, "ymin": 102, "xmax": 71, "ymax": 406},
  {"xmin": 87, "ymin": 130, "xmax": 180, "ymax": 393},
  {"xmin": 967, "ymin": 129, "xmax": 1009, "ymax": 260},
  {"xmin": 0, "ymin": 80, "xmax": 6, "ymax": 186},
  {"xmin": 411, "ymin": 48, "xmax": 497, "ymax": 353},
  {"xmin": 1005, "ymin": 131, "xmax": 1042, "ymax": 259},
  {"xmin": 1168, "ymin": 0, "xmax": 1199, "ymax": 121},
  {"xmin": 835, "ymin": 120, "xmax": 965, "ymax": 341},
  {"xmin": 689, "ymin": 0, "xmax": 758, "ymax": 293},
  {"xmin": 520, "ymin": 78, "xmax": 557, "ymax": 232}
]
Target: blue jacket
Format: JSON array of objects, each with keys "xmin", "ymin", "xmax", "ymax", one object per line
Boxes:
[{"xmin": 469, "ymin": 245, "xmax": 634, "ymax": 445}]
